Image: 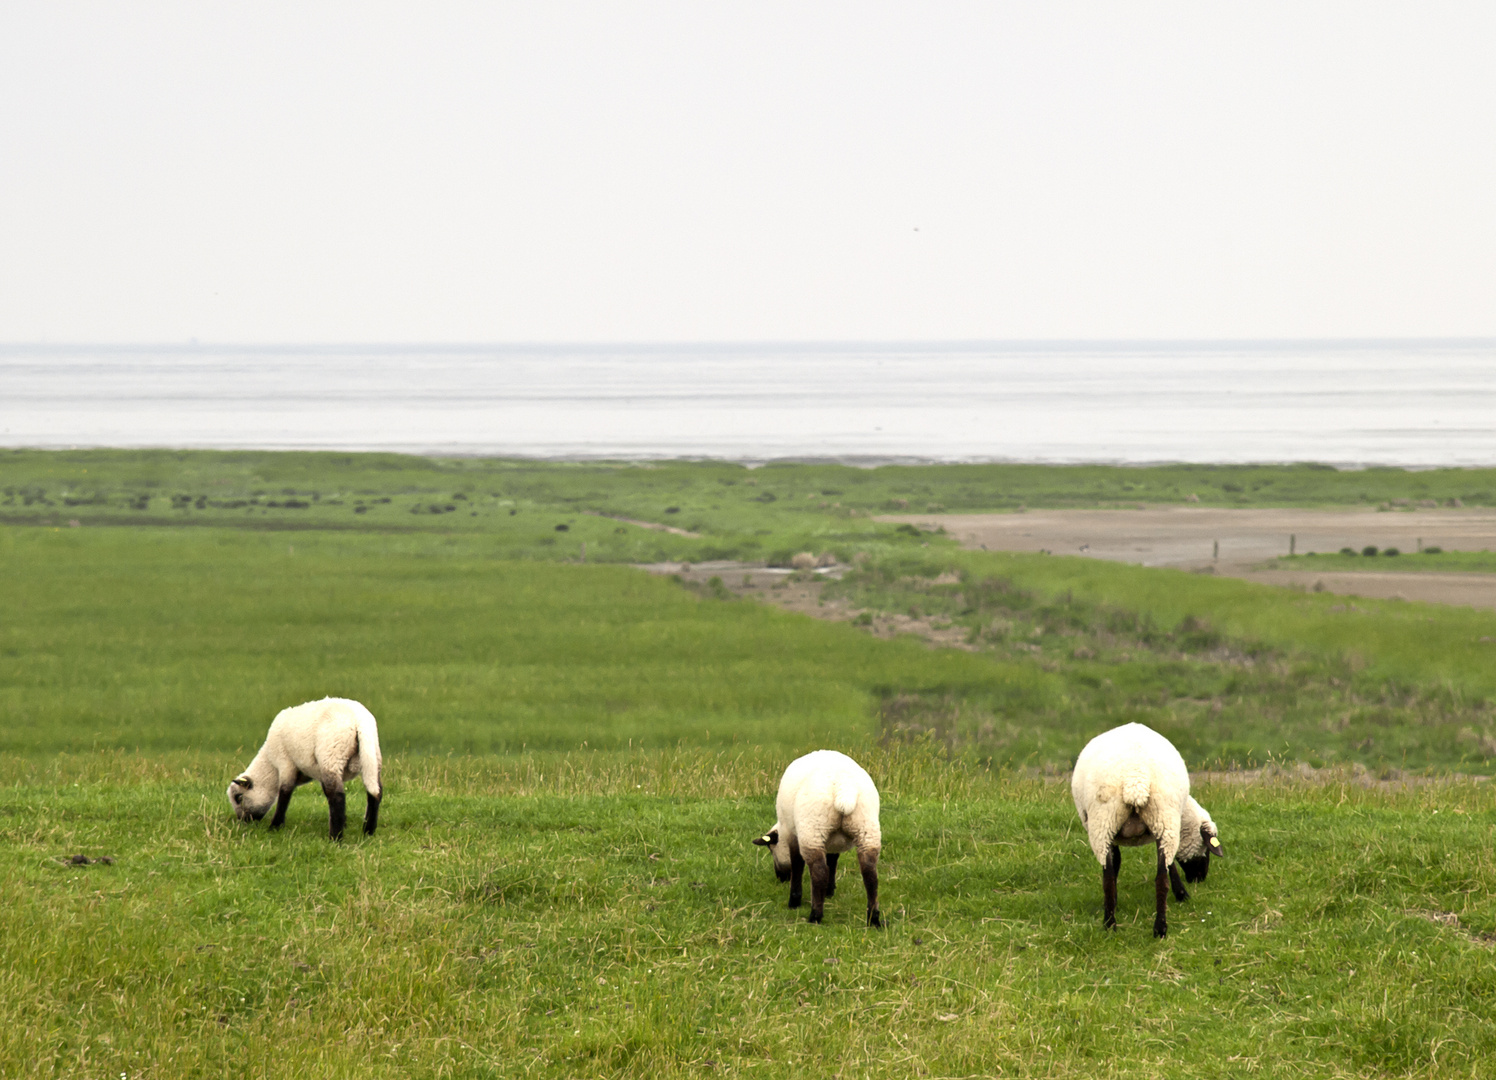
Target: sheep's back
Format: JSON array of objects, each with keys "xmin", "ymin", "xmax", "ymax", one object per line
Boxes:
[
  {"xmin": 1073, "ymin": 724, "xmax": 1188, "ymax": 805},
  {"xmin": 776, "ymin": 750, "xmax": 879, "ymax": 845},
  {"xmin": 266, "ymin": 697, "xmax": 365, "ymax": 781},
  {"xmin": 1072, "ymin": 723, "xmax": 1191, "ymax": 862}
]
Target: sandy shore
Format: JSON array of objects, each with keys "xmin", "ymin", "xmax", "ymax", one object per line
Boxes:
[{"xmin": 878, "ymin": 506, "xmax": 1496, "ymax": 611}]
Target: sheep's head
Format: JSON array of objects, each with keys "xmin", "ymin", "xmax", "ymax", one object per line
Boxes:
[
  {"xmin": 1179, "ymin": 799, "xmax": 1224, "ymax": 883},
  {"xmin": 752, "ymin": 826, "xmax": 792, "ymax": 883},
  {"xmin": 227, "ymin": 773, "xmax": 273, "ymax": 822}
]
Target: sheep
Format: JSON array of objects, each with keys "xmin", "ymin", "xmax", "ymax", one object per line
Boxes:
[
  {"xmin": 1071, "ymin": 722, "xmax": 1223, "ymax": 937},
  {"xmin": 752, "ymin": 750, "xmax": 882, "ymax": 926},
  {"xmin": 228, "ymin": 697, "xmax": 383, "ymax": 840}
]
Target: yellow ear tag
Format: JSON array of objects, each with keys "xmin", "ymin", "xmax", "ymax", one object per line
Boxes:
[{"xmin": 1209, "ymin": 837, "xmax": 1221, "ymax": 848}]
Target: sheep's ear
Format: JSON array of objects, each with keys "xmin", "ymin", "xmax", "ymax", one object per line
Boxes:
[
  {"xmin": 1205, "ymin": 828, "xmax": 1223, "ymax": 856},
  {"xmin": 234, "ymin": 775, "xmax": 253, "ymax": 790},
  {"xmin": 752, "ymin": 830, "xmax": 778, "ymax": 847}
]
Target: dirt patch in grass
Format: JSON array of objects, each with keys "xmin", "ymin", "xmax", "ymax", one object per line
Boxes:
[
  {"xmin": 880, "ymin": 506, "xmax": 1496, "ymax": 611},
  {"xmin": 1409, "ymin": 909, "xmax": 1496, "ymax": 947}
]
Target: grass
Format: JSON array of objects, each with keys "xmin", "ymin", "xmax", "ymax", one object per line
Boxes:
[
  {"xmin": 7, "ymin": 449, "xmax": 1496, "ymax": 1076},
  {"xmin": 937, "ymin": 550, "xmax": 1496, "ymax": 710},
  {"xmin": 1282, "ymin": 550, "xmax": 1496, "ymax": 574},
  {"xmin": 8, "ymin": 524, "xmax": 1496, "ymax": 770},
  {"xmin": 6, "ymin": 753, "xmax": 1496, "ymax": 1079},
  {"xmin": 826, "ymin": 554, "xmax": 1496, "ymax": 771},
  {"xmin": 0, "ymin": 526, "xmax": 1052, "ymax": 756},
  {"xmin": 5, "ymin": 451, "xmax": 1496, "ymax": 570}
]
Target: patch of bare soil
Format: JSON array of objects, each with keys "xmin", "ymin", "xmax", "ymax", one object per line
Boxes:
[
  {"xmin": 1408, "ymin": 909, "xmax": 1496, "ymax": 947},
  {"xmin": 584, "ymin": 511, "xmax": 701, "ymax": 538},
  {"xmin": 879, "ymin": 506, "xmax": 1496, "ymax": 611},
  {"xmin": 637, "ymin": 560, "xmax": 976, "ymax": 650}
]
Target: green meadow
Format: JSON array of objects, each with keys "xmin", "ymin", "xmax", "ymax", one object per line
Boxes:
[
  {"xmin": 1282, "ymin": 550, "xmax": 1496, "ymax": 574},
  {"xmin": 5, "ymin": 449, "xmax": 1496, "ymax": 567},
  {"xmin": 5, "ymin": 451, "xmax": 1496, "ymax": 1078}
]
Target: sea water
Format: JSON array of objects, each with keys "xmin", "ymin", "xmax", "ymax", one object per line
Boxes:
[{"xmin": 2, "ymin": 340, "xmax": 1493, "ymax": 465}]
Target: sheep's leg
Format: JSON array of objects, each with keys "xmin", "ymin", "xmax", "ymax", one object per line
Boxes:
[
  {"xmin": 322, "ymin": 781, "xmax": 346, "ymax": 841},
  {"xmin": 1153, "ymin": 843, "xmax": 1168, "ymax": 938},
  {"xmin": 269, "ymin": 786, "xmax": 295, "ymax": 829},
  {"xmin": 1102, "ymin": 844, "xmax": 1120, "ymax": 930},
  {"xmin": 859, "ymin": 848, "xmax": 881, "ymax": 928},
  {"xmin": 824, "ymin": 853, "xmax": 839, "ymax": 897},
  {"xmin": 788, "ymin": 843, "xmax": 806, "ymax": 909},
  {"xmin": 805, "ymin": 849, "xmax": 830, "ymax": 924},
  {"xmin": 363, "ymin": 790, "xmax": 382, "ymax": 837},
  {"xmin": 1168, "ymin": 862, "xmax": 1189, "ymax": 902}
]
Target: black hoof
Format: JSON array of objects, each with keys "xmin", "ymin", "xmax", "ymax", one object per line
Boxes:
[
  {"xmin": 1154, "ymin": 922, "xmax": 1168, "ymax": 939},
  {"xmin": 788, "ymin": 897, "xmax": 802, "ymax": 909},
  {"xmin": 807, "ymin": 911, "xmax": 823, "ymax": 924},
  {"xmin": 867, "ymin": 911, "xmax": 882, "ymax": 928},
  {"xmin": 1173, "ymin": 888, "xmax": 1190, "ymax": 902}
]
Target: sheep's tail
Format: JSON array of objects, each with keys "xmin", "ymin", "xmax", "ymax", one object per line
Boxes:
[
  {"xmin": 832, "ymin": 779, "xmax": 858, "ymax": 816},
  {"xmin": 1120, "ymin": 766, "xmax": 1152, "ymax": 809},
  {"xmin": 355, "ymin": 705, "xmax": 382, "ymax": 798}
]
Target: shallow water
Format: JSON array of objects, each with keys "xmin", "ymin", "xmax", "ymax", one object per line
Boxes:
[{"xmin": 3, "ymin": 340, "xmax": 1493, "ymax": 464}]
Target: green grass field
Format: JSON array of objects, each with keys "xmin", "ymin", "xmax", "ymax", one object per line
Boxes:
[
  {"xmin": 5, "ymin": 450, "xmax": 1496, "ymax": 568},
  {"xmin": 6, "ymin": 451, "xmax": 1496, "ymax": 1078},
  {"xmin": 7, "ymin": 755, "xmax": 1496, "ymax": 1079},
  {"xmin": 1283, "ymin": 550, "xmax": 1496, "ymax": 574}
]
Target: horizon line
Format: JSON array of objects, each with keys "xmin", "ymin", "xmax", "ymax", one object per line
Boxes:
[{"xmin": 4, "ymin": 336, "xmax": 1496, "ymax": 352}]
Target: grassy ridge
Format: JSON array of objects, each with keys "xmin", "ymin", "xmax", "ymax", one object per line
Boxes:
[
  {"xmin": 826, "ymin": 554, "xmax": 1496, "ymax": 771},
  {"xmin": 4, "ymin": 755, "xmax": 1496, "ymax": 1079},
  {"xmin": 945, "ymin": 551, "xmax": 1496, "ymax": 704}
]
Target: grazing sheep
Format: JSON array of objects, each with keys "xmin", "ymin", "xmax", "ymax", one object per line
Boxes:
[
  {"xmin": 228, "ymin": 697, "xmax": 382, "ymax": 840},
  {"xmin": 753, "ymin": 750, "xmax": 882, "ymax": 926},
  {"xmin": 1071, "ymin": 723, "xmax": 1223, "ymax": 937}
]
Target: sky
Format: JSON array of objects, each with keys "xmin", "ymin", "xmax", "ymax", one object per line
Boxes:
[{"xmin": 1, "ymin": 3, "xmax": 1493, "ymax": 344}]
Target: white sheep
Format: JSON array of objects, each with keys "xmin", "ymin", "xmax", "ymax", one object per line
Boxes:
[
  {"xmin": 752, "ymin": 749, "xmax": 882, "ymax": 926},
  {"xmin": 228, "ymin": 697, "xmax": 383, "ymax": 840},
  {"xmin": 1071, "ymin": 722, "xmax": 1223, "ymax": 937}
]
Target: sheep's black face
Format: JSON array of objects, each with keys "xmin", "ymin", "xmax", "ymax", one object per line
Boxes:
[
  {"xmin": 1183, "ymin": 825, "xmax": 1224, "ymax": 882},
  {"xmin": 753, "ymin": 827, "xmax": 791, "ymax": 882}
]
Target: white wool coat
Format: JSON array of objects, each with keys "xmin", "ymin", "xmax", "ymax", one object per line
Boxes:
[
  {"xmin": 1071, "ymin": 722, "xmax": 1202, "ymax": 866},
  {"xmin": 230, "ymin": 697, "xmax": 381, "ymax": 818},
  {"xmin": 764, "ymin": 750, "xmax": 881, "ymax": 871}
]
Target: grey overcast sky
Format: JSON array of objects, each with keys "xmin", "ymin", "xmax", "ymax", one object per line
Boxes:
[{"xmin": 1, "ymin": 3, "xmax": 1493, "ymax": 344}]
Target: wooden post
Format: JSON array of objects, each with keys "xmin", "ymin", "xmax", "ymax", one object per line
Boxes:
[
  {"xmin": 1290, "ymin": 534, "xmax": 1296, "ymax": 556},
  {"xmin": 580, "ymin": 541, "xmax": 587, "ymax": 563},
  {"xmin": 1417, "ymin": 537, "xmax": 1423, "ymax": 553},
  {"xmin": 1213, "ymin": 539, "xmax": 1219, "ymax": 561}
]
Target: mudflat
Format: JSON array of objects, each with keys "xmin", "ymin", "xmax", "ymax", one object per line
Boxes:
[{"xmin": 880, "ymin": 506, "xmax": 1496, "ymax": 610}]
